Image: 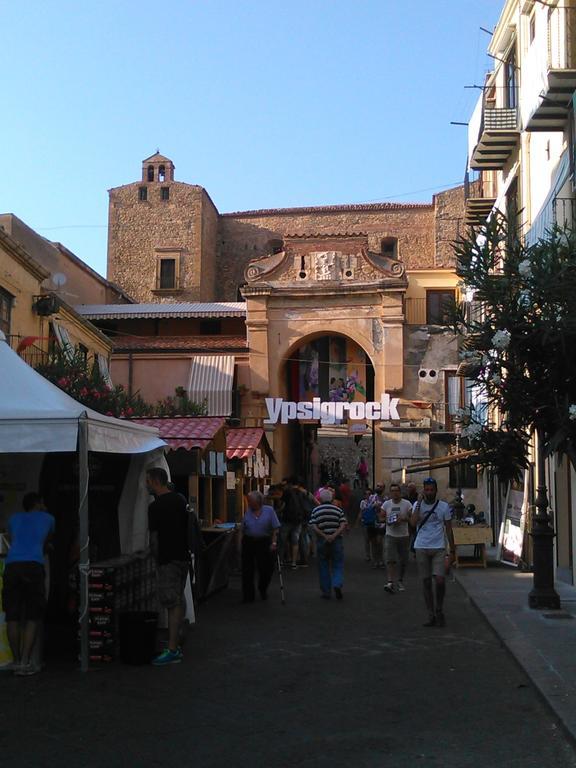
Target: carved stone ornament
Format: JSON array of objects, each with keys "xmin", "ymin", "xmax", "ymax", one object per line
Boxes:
[{"xmin": 244, "ymin": 251, "xmax": 287, "ymax": 283}]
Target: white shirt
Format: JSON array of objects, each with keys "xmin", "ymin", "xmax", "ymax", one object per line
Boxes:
[
  {"xmin": 413, "ymin": 499, "xmax": 452, "ymax": 549},
  {"xmin": 382, "ymin": 499, "xmax": 412, "ymax": 538}
]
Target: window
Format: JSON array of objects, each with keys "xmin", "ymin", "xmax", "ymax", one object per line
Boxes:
[
  {"xmin": 199, "ymin": 320, "xmax": 222, "ymax": 335},
  {"xmin": 159, "ymin": 259, "xmax": 176, "ymax": 289},
  {"xmin": 0, "ymin": 287, "xmax": 13, "ymax": 336},
  {"xmin": 158, "ymin": 165, "xmax": 166, "ymax": 182},
  {"xmin": 505, "ymin": 48, "xmax": 517, "ymax": 109},
  {"xmin": 138, "ymin": 186, "xmax": 148, "ymax": 202},
  {"xmin": 147, "ymin": 165, "xmax": 154, "ymax": 182},
  {"xmin": 161, "ymin": 186, "xmax": 170, "ymax": 201},
  {"xmin": 381, "ymin": 237, "xmax": 398, "ymax": 258},
  {"xmin": 426, "ymin": 289, "xmax": 455, "ymax": 325}
]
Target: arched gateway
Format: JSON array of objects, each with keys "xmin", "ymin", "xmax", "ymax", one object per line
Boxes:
[{"xmin": 241, "ymin": 234, "xmax": 407, "ymax": 484}]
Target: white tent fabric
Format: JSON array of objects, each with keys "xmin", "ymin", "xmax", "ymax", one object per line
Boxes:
[{"xmin": 0, "ymin": 336, "xmax": 164, "ymax": 454}]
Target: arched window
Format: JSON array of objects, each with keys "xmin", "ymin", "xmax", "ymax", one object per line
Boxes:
[
  {"xmin": 158, "ymin": 165, "xmax": 166, "ymax": 182},
  {"xmin": 147, "ymin": 165, "xmax": 154, "ymax": 182}
]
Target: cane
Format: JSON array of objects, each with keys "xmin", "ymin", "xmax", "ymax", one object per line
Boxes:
[{"xmin": 276, "ymin": 552, "xmax": 286, "ymax": 605}]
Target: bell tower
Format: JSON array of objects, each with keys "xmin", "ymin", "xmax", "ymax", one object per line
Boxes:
[{"xmin": 142, "ymin": 151, "xmax": 175, "ymax": 183}]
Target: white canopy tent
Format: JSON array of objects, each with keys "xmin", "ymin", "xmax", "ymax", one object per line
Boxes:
[{"xmin": 0, "ymin": 333, "xmax": 166, "ymax": 670}]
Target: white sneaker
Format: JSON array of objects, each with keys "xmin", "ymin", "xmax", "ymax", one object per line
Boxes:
[
  {"xmin": 384, "ymin": 582, "xmax": 394, "ymax": 594},
  {"xmin": 396, "ymin": 582, "xmax": 406, "ymax": 592}
]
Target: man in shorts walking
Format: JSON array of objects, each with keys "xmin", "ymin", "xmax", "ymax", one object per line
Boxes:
[
  {"xmin": 410, "ymin": 478, "xmax": 455, "ymax": 627},
  {"xmin": 147, "ymin": 468, "xmax": 190, "ymax": 665},
  {"xmin": 2, "ymin": 492, "xmax": 54, "ymax": 675},
  {"xmin": 382, "ymin": 483, "xmax": 412, "ymax": 593}
]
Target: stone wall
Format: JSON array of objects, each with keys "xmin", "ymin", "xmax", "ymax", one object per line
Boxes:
[
  {"xmin": 433, "ymin": 186, "xmax": 466, "ymax": 268},
  {"xmin": 216, "ymin": 204, "xmax": 436, "ymax": 301},
  {"xmin": 107, "ymin": 181, "xmax": 207, "ymax": 303}
]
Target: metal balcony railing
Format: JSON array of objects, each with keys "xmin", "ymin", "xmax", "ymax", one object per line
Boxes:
[
  {"xmin": 553, "ymin": 197, "xmax": 576, "ymax": 228},
  {"xmin": 7, "ymin": 335, "xmax": 49, "ymax": 368},
  {"xmin": 484, "ymin": 107, "xmax": 519, "ymax": 131}
]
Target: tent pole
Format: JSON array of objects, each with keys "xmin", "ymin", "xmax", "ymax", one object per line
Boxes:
[{"xmin": 78, "ymin": 416, "xmax": 90, "ymax": 672}]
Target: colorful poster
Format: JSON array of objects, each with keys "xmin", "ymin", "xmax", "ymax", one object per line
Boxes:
[
  {"xmin": 299, "ymin": 342, "xmax": 320, "ymax": 400},
  {"xmin": 499, "ymin": 471, "xmax": 529, "ymax": 566},
  {"xmin": 328, "ymin": 337, "xmax": 347, "ymax": 402}
]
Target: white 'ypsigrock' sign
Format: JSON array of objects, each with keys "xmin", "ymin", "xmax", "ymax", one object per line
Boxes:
[{"xmin": 264, "ymin": 394, "xmax": 400, "ymax": 425}]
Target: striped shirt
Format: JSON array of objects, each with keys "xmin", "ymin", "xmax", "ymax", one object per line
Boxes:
[{"xmin": 309, "ymin": 503, "xmax": 346, "ymax": 537}]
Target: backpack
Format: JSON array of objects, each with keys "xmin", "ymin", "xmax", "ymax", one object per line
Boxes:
[
  {"xmin": 283, "ymin": 489, "xmax": 304, "ymax": 525},
  {"xmin": 361, "ymin": 504, "xmax": 378, "ymax": 527}
]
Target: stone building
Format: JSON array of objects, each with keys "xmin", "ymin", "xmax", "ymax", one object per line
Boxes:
[{"xmin": 103, "ymin": 152, "xmax": 477, "ymax": 501}]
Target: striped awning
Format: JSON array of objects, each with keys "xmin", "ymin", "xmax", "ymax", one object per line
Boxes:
[{"xmin": 188, "ymin": 355, "xmax": 235, "ymax": 416}]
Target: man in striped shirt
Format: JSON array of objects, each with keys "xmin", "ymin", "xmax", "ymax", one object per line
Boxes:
[{"xmin": 309, "ymin": 488, "xmax": 348, "ymax": 600}]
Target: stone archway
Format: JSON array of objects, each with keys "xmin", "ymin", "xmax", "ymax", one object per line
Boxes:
[
  {"xmin": 278, "ymin": 331, "xmax": 377, "ymax": 488},
  {"xmin": 241, "ymin": 238, "xmax": 408, "ymax": 483}
]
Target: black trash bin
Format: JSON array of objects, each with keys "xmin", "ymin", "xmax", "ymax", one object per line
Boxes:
[{"xmin": 118, "ymin": 611, "xmax": 158, "ymax": 665}]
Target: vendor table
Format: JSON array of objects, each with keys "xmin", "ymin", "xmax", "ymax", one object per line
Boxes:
[{"xmin": 453, "ymin": 525, "xmax": 493, "ymax": 568}]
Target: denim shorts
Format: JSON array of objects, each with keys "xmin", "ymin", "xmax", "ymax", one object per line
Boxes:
[
  {"xmin": 281, "ymin": 523, "xmax": 302, "ymax": 546},
  {"xmin": 415, "ymin": 548, "xmax": 446, "ymax": 579}
]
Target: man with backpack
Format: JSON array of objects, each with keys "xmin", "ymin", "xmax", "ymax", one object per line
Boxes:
[
  {"xmin": 358, "ymin": 484, "xmax": 387, "ymax": 568},
  {"xmin": 410, "ymin": 478, "xmax": 455, "ymax": 628},
  {"xmin": 280, "ymin": 478, "xmax": 305, "ymax": 569}
]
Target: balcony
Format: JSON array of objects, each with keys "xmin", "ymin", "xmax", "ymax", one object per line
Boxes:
[
  {"xmin": 464, "ymin": 174, "xmax": 497, "ymax": 227},
  {"xmin": 553, "ymin": 196, "xmax": 576, "ymax": 228},
  {"xmin": 7, "ymin": 335, "xmax": 49, "ymax": 367},
  {"xmin": 524, "ymin": 6, "xmax": 576, "ymax": 131},
  {"xmin": 469, "ymin": 106, "xmax": 520, "ymax": 171}
]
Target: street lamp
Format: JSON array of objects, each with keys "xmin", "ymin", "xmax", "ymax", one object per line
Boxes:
[{"xmin": 528, "ymin": 427, "xmax": 560, "ymax": 609}]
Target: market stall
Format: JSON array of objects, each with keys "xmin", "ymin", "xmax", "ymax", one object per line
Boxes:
[
  {"xmin": 130, "ymin": 417, "xmax": 236, "ymax": 598},
  {"xmin": 226, "ymin": 427, "xmax": 274, "ymax": 521},
  {"xmin": 0, "ymin": 333, "xmax": 166, "ymax": 671}
]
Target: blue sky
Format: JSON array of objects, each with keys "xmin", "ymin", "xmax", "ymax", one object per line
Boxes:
[{"xmin": 1, "ymin": 1, "xmax": 503, "ymax": 278}]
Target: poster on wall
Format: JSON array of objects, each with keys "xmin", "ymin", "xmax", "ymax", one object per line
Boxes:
[{"xmin": 499, "ymin": 471, "xmax": 529, "ymax": 566}]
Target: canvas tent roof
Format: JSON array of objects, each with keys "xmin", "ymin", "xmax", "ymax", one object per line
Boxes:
[{"xmin": 0, "ymin": 334, "xmax": 164, "ymax": 454}]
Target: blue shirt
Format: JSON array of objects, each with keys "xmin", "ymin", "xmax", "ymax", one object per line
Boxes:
[
  {"xmin": 242, "ymin": 505, "xmax": 281, "ymax": 538},
  {"xmin": 6, "ymin": 511, "xmax": 55, "ymax": 564}
]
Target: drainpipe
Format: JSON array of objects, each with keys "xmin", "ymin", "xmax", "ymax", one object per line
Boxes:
[{"xmin": 128, "ymin": 352, "xmax": 133, "ymax": 397}]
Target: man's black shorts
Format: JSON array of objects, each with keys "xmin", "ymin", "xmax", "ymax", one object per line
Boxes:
[{"xmin": 2, "ymin": 562, "xmax": 46, "ymax": 621}]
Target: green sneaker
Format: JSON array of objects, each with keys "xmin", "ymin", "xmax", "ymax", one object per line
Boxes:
[{"xmin": 152, "ymin": 648, "xmax": 183, "ymax": 666}]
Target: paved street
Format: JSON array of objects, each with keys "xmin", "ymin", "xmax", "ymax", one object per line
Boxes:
[{"xmin": 2, "ymin": 531, "xmax": 576, "ymax": 768}]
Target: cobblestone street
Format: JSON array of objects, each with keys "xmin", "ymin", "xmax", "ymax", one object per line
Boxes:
[{"xmin": 2, "ymin": 531, "xmax": 575, "ymax": 768}]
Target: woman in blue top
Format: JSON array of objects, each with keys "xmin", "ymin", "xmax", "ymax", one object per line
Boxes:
[
  {"xmin": 238, "ymin": 491, "xmax": 280, "ymax": 603},
  {"xmin": 2, "ymin": 492, "xmax": 55, "ymax": 675}
]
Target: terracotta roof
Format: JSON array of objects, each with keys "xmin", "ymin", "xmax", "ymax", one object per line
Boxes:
[
  {"xmin": 222, "ymin": 202, "xmax": 433, "ymax": 218},
  {"xmin": 112, "ymin": 335, "xmax": 247, "ymax": 352},
  {"xmin": 226, "ymin": 428, "xmax": 267, "ymax": 460},
  {"xmin": 75, "ymin": 302, "xmax": 246, "ymax": 320},
  {"xmin": 130, "ymin": 416, "xmax": 225, "ymax": 451}
]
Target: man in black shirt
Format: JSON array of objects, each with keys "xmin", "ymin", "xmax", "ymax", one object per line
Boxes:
[{"xmin": 146, "ymin": 468, "xmax": 189, "ymax": 666}]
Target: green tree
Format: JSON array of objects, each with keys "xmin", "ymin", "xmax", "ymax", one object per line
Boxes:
[{"xmin": 452, "ymin": 213, "xmax": 576, "ymax": 483}]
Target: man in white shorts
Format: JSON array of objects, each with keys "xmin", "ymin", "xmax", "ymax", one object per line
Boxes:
[
  {"xmin": 410, "ymin": 478, "xmax": 455, "ymax": 627},
  {"xmin": 382, "ymin": 483, "xmax": 412, "ymax": 594}
]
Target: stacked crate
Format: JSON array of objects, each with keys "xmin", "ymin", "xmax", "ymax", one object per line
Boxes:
[{"xmin": 88, "ymin": 552, "xmax": 157, "ymax": 663}]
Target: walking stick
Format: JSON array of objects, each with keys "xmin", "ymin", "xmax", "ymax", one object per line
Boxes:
[{"xmin": 277, "ymin": 552, "xmax": 286, "ymax": 605}]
